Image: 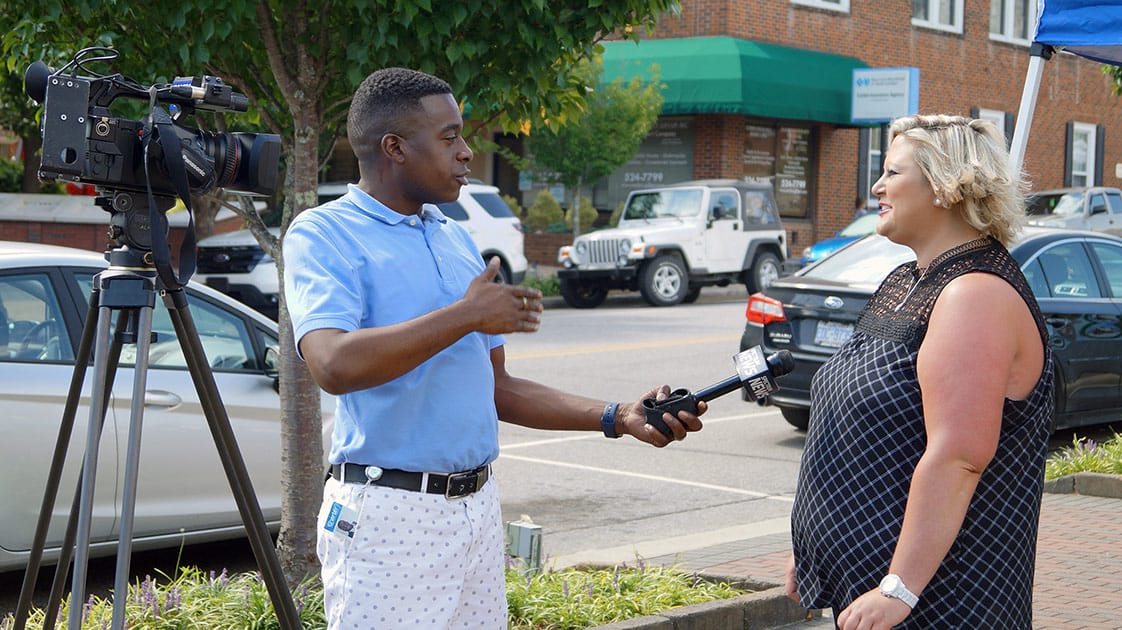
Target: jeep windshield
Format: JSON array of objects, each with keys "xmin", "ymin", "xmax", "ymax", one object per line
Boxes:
[{"xmin": 623, "ymin": 189, "xmax": 703, "ymax": 220}]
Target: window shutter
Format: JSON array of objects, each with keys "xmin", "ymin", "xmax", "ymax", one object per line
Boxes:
[
  {"xmin": 1095, "ymin": 124, "xmax": 1105, "ymax": 186},
  {"xmin": 1064, "ymin": 122, "xmax": 1074, "ymax": 187},
  {"xmin": 1004, "ymin": 112, "xmax": 1016, "ymax": 148}
]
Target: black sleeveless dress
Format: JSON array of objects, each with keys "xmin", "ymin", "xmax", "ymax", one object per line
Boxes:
[{"xmin": 790, "ymin": 237, "xmax": 1054, "ymax": 629}]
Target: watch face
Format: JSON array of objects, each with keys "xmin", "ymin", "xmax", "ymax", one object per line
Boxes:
[{"xmin": 881, "ymin": 575, "xmax": 899, "ymax": 591}]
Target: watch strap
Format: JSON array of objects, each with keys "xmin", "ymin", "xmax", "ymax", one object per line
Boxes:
[
  {"xmin": 600, "ymin": 402, "xmax": 621, "ymax": 438},
  {"xmin": 879, "ymin": 574, "xmax": 918, "ymax": 608}
]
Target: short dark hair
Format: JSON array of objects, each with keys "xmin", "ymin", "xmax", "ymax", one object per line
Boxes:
[{"xmin": 347, "ymin": 68, "xmax": 452, "ymax": 162}]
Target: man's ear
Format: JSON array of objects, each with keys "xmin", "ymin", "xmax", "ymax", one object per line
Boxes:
[{"xmin": 381, "ymin": 133, "xmax": 405, "ymax": 163}]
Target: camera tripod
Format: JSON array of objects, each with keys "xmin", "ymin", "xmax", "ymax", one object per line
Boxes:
[{"xmin": 12, "ymin": 244, "xmax": 300, "ymax": 630}]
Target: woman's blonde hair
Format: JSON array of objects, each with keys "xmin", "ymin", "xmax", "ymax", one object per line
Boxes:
[{"xmin": 889, "ymin": 114, "xmax": 1028, "ymax": 246}]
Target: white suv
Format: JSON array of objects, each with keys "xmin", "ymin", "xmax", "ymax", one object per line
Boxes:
[{"xmin": 195, "ymin": 182, "xmax": 527, "ymax": 318}]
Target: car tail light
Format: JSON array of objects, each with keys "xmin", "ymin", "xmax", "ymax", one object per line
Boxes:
[
  {"xmin": 746, "ymin": 293, "xmax": 786, "ymax": 325},
  {"xmin": 512, "ymin": 221, "xmax": 524, "ymax": 233}
]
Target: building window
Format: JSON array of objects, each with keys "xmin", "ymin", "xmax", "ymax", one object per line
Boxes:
[
  {"xmin": 912, "ymin": 0, "xmax": 964, "ymax": 34},
  {"xmin": 791, "ymin": 0, "xmax": 849, "ymax": 12},
  {"xmin": 973, "ymin": 107, "xmax": 1014, "ymax": 147},
  {"xmin": 990, "ymin": 0, "xmax": 1037, "ymax": 45},
  {"xmin": 744, "ymin": 123, "xmax": 815, "ymax": 219},
  {"xmin": 1067, "ymin": 122, "xmax": 1098, "ymax": 187}
]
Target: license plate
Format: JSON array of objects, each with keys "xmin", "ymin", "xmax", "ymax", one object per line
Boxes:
[{"xmin": 814, "ymin": 320, "xmax": 853, "ymax": 348}]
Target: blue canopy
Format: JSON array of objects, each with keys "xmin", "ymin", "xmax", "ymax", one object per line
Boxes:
[
  {"xmin": 1010, "ymin": 0, "xmax": 1122, "ymax": 173},
  {"xmin": 1034, "ymin": 0, "xmax": 1122, "ymax": 65}
]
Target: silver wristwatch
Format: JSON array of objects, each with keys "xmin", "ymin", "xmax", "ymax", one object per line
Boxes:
[{"xmin": 879, "ymin": 574, "xmax": 918, "ymax": 608}]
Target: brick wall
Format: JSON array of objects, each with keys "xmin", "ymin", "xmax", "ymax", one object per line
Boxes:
[
  {"xmin": 524, "ymin": 232, "xmax": 572, "ymax": 267},
  {"xmin": 644, "ymin": 0, "xmax": 1122, "ymax": 246}
]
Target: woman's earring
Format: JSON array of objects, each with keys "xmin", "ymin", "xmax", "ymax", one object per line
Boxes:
[{"xmin": 934, "ymin": 198, "xmax": 943, "ymax": 207}]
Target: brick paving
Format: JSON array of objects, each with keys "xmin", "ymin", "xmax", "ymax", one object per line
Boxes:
[{"xmin": 646, "ymin": 492, "xmax": 1122, "ymax": 629}]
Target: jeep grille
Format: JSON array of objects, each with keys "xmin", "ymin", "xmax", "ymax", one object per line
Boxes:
[
  {"xmin": 197, "ymin": 246, "xmax": 266, "ymax": 273},
  {"xmin": 585, "ymin": 239, "xmax": 624, "ymax": 265}
]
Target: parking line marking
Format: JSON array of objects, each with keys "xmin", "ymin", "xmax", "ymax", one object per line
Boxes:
[
  {"xmin": 504, "ymin": 334, "xmax": 740, "ymax": 360},
  {"xmin": 496, "ymin": 452, "xmax": 794, "ymax": 503}
]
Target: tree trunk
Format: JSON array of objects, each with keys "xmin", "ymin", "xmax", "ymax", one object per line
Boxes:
[
  {"xmin": 571, "ymin": 175, "xmax": 584, "ymax": 238},
  {"xmin": 20, "ymin": 133, "xmax": 41, "ymax": 193},
  {"xmin": 274, "ymin": 116, "xmax": 326, "ymax": 587}
]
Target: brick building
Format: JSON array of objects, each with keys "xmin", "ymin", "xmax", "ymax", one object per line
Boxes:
[{"xmin": 573, "ymin": 0, "xmax": 1122, "ymax": 256}]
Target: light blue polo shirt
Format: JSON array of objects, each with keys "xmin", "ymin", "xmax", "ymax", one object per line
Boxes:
[{"xmin": 283, "ymin": 184, "xmax": 502, "ymax": 472}]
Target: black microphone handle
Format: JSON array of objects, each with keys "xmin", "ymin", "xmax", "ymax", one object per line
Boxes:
[{"xmin": 693, "ymin": 375, "xmax": 744, "ymax": 402}]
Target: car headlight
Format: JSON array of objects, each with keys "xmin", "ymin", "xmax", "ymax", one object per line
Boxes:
[
  {"xmin": 802, "ymin": 246, "xmax": 812, "ymax": 258},
  {"xmin": 618, "ymin": 239, "xmax": 631, "ymax": 256},
  {"xmin": 576, "ymin": 242, "xmax": 588, "ymax": 256}
]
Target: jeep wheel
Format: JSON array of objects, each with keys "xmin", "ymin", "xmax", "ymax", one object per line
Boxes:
[
  {"xmin": 559, "ymin": 278, "xmax": 608, "ymax": 309},
  {"xmin": 639, "ymin": 255, "xmax": 688, "ymax": 306},
  {"xmin": 747, "ymin": 251, "xmax": 782, "ymax": 293}
]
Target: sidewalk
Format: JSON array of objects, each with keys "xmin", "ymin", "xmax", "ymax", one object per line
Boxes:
[{"xmin": 575, "ymin": 475, "xmax": 1122, "ymax": 629}]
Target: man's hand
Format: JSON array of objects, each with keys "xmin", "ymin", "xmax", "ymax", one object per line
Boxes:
[
  {"xmin": 462, "ymin": 257, "xmax": 543, "ymax": 334},
  {"xmin": 836, "ymin": 588, "xmax": 911, "ymax": 630},
  {"xmin": 615, "ymin": 385, "xmax": 706, "ymax": 446}
]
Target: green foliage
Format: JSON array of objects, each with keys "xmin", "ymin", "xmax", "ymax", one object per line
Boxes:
[
  {"xmin": 0, "ymin": 158, "xmax": 21, "ymax": 192},
  {"xmin": 565, "ymin": 195, "xmax": 599, "ymax": 232},
  {"xmin": 8, "ymin": 562, "xmax": 742, "ymax": 629},
  {"xmin": 9, "ymin": 566, "xmax": 325, "ymax": 629},
  {"xmin": 523, "ymin": 272, "xmax": 560, "ymax": 296},
  {"xmin": 1045, "ymin": 432, "xmax": 1122, "ymax": 480},
  {"xmin": 502, "ymin": 193, "xmax": 525, "ymax": 220},
  {"xmin": 526, "ymin": 189, "xmax": 565, "ymax": 233},
  {"xmin": 507, "ymin": 562, "xmax": 745, "ymax": 629},
  {"xmin": 609, "ymin": 200, "xmax": 626, "ymax": 226},
  {"xmin": 1107, "ymin": 65, "xmax": 1122, "ymax": 96},
  {"xmin": 526, "ymin": 62, "xmax": 664, "ymax": 191}
]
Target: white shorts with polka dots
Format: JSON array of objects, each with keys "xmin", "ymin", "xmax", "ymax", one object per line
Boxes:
[{"xmin": 316, "ymin": 472, "xmax": 507, "ymax": 629}]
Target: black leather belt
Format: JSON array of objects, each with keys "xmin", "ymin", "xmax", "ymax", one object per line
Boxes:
[{"xmin": 330, "ymin": 463, "xmax": 491, "ymax": 499}]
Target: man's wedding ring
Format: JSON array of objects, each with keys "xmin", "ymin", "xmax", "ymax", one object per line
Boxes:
[{"xmin": 521, "ymin": 296, "xmax": 528, "ymax": 310}]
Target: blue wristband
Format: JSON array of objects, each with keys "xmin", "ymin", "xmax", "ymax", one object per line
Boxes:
[{"xmin": 600, "ymin": 402, "xmax": 621, "ymax": 438}]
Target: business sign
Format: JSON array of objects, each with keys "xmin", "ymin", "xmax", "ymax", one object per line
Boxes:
[{"xmin": 851, "ymin": 67, "xmax": 919, "ymax": 124}]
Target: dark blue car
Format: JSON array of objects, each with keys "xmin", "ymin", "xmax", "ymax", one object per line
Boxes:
[{"xmin": 744, "ymin": 227, "xmax": 1122, "ymax": 431}]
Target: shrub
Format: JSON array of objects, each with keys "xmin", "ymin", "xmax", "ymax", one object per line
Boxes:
[
  {"xmin": 502, "ymin": 193, "xmax": 525, "ymax": 222},
  {"xmin": 526, "ymin": 189, "xmax": 564, "ymax": 233},
  {"xmin": 0, "ymin": 158, "xmax": 22, "ymax": 192},
  {"xmin": 564, "ymin": 196, "xmax": 598, "ymax": 235},
  {"xmin": 1045, "ymin": 432, "xmax": 1122, "ymax": 480},
  {"xmin": 609, "ymin": 200, "xmax": 625, "ymax": 226},
  {"xmin": 523, "ymin": 273, "xmax": 559, "ymax": 297}
]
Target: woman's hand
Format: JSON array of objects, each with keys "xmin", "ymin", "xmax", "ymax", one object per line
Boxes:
[{"xmin": 836, "ymin": 589, "xmax": 911, "ymax": 630}]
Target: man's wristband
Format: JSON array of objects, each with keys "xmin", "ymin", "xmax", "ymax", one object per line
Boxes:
[{"xmin": 600, "ymin": 402, "xmax": 621, "ymax": 438}]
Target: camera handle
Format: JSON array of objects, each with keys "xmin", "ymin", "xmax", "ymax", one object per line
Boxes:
[{"xmin": 12, "ymin": 246, "xmax": 301, "ymax": 630}]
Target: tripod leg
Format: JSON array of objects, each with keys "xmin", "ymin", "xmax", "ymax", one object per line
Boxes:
[
  {"xmin": 67, "ymin": 304, "xmax": 117, "ymax": 630},
  {"xmin": 13, "ymin": 290, "xmax": 99, "ymax": 630},
  {"xmin": 163, "ymin": 289, "xmax": 300, "ymax": 629},
  {"xmin": 110, "ymin": 306, "xmax": 155, "ymax": 630},
  {"xmin": 39, "ymin": 312, "xmax": 130, "ymax": 630}
]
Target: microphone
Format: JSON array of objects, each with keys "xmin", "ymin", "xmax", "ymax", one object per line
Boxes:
[{"xmin": 643, "ymin": 347, "xmax": 794, "ymax": 438}]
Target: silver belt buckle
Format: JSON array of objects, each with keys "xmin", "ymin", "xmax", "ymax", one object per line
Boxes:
[{"xmin": 445, "ymin": 470, "xmax": 479, "ymax": 498}]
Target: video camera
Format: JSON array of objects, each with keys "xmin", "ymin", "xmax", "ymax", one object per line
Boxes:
[
  {"xmin": 25, "ymin": 47, "xmax": 279, "ymax": 199},
  {"xmin": 23, "ymin": 48, "xmax": 280, "ymax": 284},
  {"xmin": 24, "ymin": 47, "xmax": 280, "ymax": 257}
]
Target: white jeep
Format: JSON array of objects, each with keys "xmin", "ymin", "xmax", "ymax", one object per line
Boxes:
[{"xmin": 556, "ymin": 179, "xmax": 787, "ymax": 308}]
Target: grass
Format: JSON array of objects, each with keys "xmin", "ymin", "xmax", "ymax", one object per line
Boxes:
[
  {"xmin": 3, "ymin": 560, "xmax": 745, "ymax": 630},
  {"xmin": 1045, "ymin": 431, "xmax": 1122, "ymax": 480},
  {"xmin": 522, "ymin": 273, "xmax": 560, "ymax": 297}
]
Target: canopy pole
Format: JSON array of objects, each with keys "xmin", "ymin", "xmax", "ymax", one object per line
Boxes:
[{"xmin": 1009, "ymin": 43, "xmax": 1054, "ymax": 176}]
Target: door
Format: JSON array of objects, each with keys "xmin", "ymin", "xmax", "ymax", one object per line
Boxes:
[
  {"xmin": 704, "ymin": 187, "xmax": 746, "ymax": 272},
  {"xmin": 0, "ymin": 269, "xmax": 118, "ymax": 560},
  {"xmin": 1024, "ymin": 241, "xmax": 1122, "ymax": 417}
]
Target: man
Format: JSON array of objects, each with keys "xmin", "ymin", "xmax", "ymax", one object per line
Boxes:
[{"xmin": 283, "ymin": 67, "xmax": 705, "ymax": 629}]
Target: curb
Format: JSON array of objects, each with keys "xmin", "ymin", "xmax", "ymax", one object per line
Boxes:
[
  {"xmin": 587, "ymin": 574, "xmax": 817, "ymax": 630},
  {"xmin": 1042, "ymin": 472, "xmax": 1122, "ymax": 498}
]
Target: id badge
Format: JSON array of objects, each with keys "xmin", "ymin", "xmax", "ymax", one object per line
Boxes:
[{"xmin": 323, "ymin": 501, "xmax": 359, "ymax": 540}]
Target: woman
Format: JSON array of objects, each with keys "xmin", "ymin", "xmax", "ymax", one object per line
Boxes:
[{"xmin": 786, "ymin": 114, "xmax": 1053, "ymax": 629}]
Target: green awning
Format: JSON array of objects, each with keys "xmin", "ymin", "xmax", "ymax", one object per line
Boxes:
[{"xmin": 600, "ymin": 36, "xmax": 869, "ymax": 125}]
